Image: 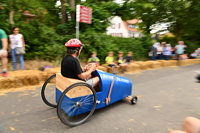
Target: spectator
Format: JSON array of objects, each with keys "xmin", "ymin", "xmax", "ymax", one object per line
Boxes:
[
  {"xmin": 180, "ymin": 54, "xmax": 188, "ymax": 60},
  {"xmin": 163, "ymin": 44, "xmax": 172, "ymax": 60},
  {"xmin": 9, "ymin": 27, "xmax": 25, "ymax": 70},
  {"xmin": 115, "ymin": 51, "xmax": 127, "ymax": 74},
  {"xmin": 161, "ymin": 41, "xmax": 166, "ymax": 46},
  {"xmin": 150, "ymin": 42, "xmax": 159, "ymax": 61},
  {"xmin": 196, "ymin": 48, "xmax": 200, "ymax": 58},
  {"xmin": 157, "ymin": 43, "xmax": 164, "ymax": 60},
  {"xmin": 124, "ymin": 52, "xmax": 133, "ymax": 64},
  {"xmin": 170, "ymin": 117, "xmax": 200, "ymax": 133},
  {"xmin": 105, "ymin": 51, "xmax": 117, "ymax": 74},
  {"xmin": 171, "ymin": 46, "xmax": 177, "ymax": 60},
  {"xmin": 161, "ymin": 42, "xmax": 167, "ymax": 59},
  {"xmin": 175, "ymin": 41, "xmax": 187, "ymax": 66},
  {"xmin": 87, "ymin": 52, "xmax": 100, "ymax": 66},
  {"xmin": 190, "ymin": 52, "xmax": 197, "ymax": 59},
  {"xmin": 0, "ymin": 29, "xmax": 8, "ymax": 77}
]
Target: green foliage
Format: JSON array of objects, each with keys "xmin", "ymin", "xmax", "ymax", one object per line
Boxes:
[
  {"xmin": 17, "ymin": 20, "xmax": 65, "ymax": 61},
  {"xmin": 2, "ymin": 0, "xmax": 199, "ymax": 64},
  {"xmin": 77, "ymin": 30, "xmax": 152, "ymax": 63}
]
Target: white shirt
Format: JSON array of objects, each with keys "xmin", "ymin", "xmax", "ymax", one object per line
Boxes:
[
  {"xmin": 9, "ymin": 34, "xmax": 23, "ymax": 49},
  {"xmin": 157, "ymin": 46, "xmax": 163, "ymax": 54}
]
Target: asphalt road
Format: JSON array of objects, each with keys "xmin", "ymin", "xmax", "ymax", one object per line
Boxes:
[{"xmin": 0, "ymin": 64, "xmax": 200, "ymax": 133}]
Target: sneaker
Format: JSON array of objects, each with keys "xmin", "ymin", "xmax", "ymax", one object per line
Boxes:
[{"xmin": 2, "ymin": 72, "xmax": 8, "ymax": 77}]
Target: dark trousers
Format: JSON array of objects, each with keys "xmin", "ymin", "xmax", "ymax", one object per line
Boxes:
[
  {"xmin": 157, "ymin": 54, "xmax": 163, "ymax": 60},
  {"xmin": 164, "ymin": 55, "xmax": 170, "ymax": 60},
  {"xmin": 151, "ymin": 54, "xmax": 156, "ymax": 60}
]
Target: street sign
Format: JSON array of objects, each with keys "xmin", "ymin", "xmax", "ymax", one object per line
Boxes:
[
  {"xmin": 76, "ymin": 5, "xmax": 92, "ymax": 39},
  {"xmin": 76, "ymin": 5, "xmax": 92, "ymax": 24}
]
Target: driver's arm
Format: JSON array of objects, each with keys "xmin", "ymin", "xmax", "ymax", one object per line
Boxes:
[{"xmin": 78, "ymin": 65, "xmax": 96, "ymax": 80}]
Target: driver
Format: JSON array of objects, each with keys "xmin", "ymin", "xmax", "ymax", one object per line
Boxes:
[{"xmin": 61, "ymin": 39, "xmax": 99, "ymax": 87}]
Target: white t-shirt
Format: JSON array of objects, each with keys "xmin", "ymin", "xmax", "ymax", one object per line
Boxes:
[
  {"xmin": 9, "ymin": 34, "xmax": 23, "ymax": 49},
  {"xmin": 157, "ymin": 46, "xmax": 163, "ymax": 54}
]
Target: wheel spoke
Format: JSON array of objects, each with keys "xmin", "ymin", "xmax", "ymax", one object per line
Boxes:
[
  {"xmin": 81, "ymin": 95, "xmax": 94, "ymax": 104},
  {"xmin": 80, "ymin": 94, "xmax": 90, "ymax": 103},
  {"xmin": 57, "ymin": 82, "xmax": 97, "ymax": 126},
  {"xmin": 80, "ymin": 106, "xmax": 92, "ymax": 112},
  {"xmin": 68, "ymin": 105, "xmax": 78, "ymax": 117}
]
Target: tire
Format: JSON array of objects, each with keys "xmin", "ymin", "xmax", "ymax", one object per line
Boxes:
[
  {"xmin": 57, "ymin": 82, "xmax": 97, "ymax": 127},
  {"xmin": 196, "ymin": 75, "xmax": 200, "ymax": 81},
  {"xmin": 41, "ymin": 74, "xmax": 57, "ymax": 108},
  {"xmin": 131, "ymin": 96, "xmax": 138, "ymax": 105}
]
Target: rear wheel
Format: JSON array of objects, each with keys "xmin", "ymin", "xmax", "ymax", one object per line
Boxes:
[
  {"xmin": 131, "ymin": 96, "xmax": 138, "ymax": 105},
  {"xmin": 57, "ymin": 82, "xmax": 97, "ymax": 126},
  {"xmin": 41, "ymin": 74, "xmax": 57, "ymax": 108}
]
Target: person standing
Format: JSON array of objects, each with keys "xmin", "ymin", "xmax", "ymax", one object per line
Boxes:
[
  {"xmin": 175, "ymin": 41, "xmax": 187, "ymax": 66},
  {"xmin": 0, "ymin": 29, "xmax": 8, "ymax": 77},
  {"xmin": 196, "ymin": 48, "xmax": 200, "ymax": 58},
  {"xmin": 9, "ymin": 27, "xmax": 25, "ymax": 70},
  {"xmin": 157, "ymin": 43, "xmax": 164, "ymax": 60},
  {"xmin": 150, "ymin": 42, "xmax": 159, "ymax": 61},
  {"xmin": 163, "ymin": 44, "xmax": 172, "ymax": 60}
]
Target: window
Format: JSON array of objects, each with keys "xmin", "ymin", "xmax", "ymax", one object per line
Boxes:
[
  {"xmin": 111, "ymin": 24, "xmax": 115, "ymax": 29},
  {"xmin": 118, "ymin": 33, "xmax": 123, "ymax": 37},
  {"xmin": 128, "ymin": 24, "xmax": 136, "ymax": 28},
  {"xmin": 128, "ymin": 33, "xmax": 132, "ymax": 37},
  {"xmin": 118, "ymin": 23, "xmax": 121, "ymax": 29}
]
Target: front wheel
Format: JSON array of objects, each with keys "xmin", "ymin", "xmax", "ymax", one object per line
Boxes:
[
  {"xmin": 57, "ymin": 82, "xmax": 97, "ymax": 127},
  {"xmin": 41, "ymin": 74, "xmax": 57, "ymax": 108}
]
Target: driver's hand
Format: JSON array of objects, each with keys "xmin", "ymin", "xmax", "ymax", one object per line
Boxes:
[{"xmin": 90, "ymin": 63, "xmax": 96, "ymax": 72}]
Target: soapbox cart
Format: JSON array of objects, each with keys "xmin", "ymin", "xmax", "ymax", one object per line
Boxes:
[{"xmin": 41, "ymin": 70, "xmax": 138, "ymax": 127}]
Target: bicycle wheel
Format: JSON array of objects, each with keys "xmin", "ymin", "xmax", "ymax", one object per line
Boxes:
[
  {"xmin": 57, "ymin": 82, "xmax": 97, "ymax": 126},
  {"xmin": 41, "ymin": 74, "xmax": 57, "ymax": 108}
]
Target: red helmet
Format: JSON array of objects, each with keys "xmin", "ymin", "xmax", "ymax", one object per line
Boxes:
[{"xmin": 64, "ymin": 39, "xmax": 83, "ymax": 47}]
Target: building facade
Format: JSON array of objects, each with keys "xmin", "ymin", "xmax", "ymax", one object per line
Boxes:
[{"xmin": 106, "ymin": 16, "xmax": 143, "ymax": 38}]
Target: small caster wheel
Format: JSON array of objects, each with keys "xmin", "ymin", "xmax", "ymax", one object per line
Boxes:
[{"xmin": 131, "ymin": 96, "xmax": 138, "ymax": 104}]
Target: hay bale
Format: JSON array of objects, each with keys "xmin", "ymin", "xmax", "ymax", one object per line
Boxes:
[
  {"xmin": 144, "ymin": 61, "xmax": 162, "ymax": 69},
  {"xmin": 45, "ymin": 67, "xmax": 61, "ymax": 78},
  {"xmin": 157, "ymin": 60, "xmax": 170, "ymax": 67},
  {"xmin": 193, "ymin": 59, "xmax": 200, "ymax": 64},
  {"xmin": 0, "ymin": 70, "xmax": 42, "ymax": 89},
  {"xmin": 197, "ymin": 59, "xmax": 200, "ymax": 63},
  {"xmin": 180, "ymin": 59, "xmax": 198, "ymax": 66},
  {"xmin": 101, "ymin": 64, "xmax": 112, "ymax": 73},
  {"xmin": 168, "ymin": 60, "xmax": 178, "ymax": 66},
  {"xmin": 40, "ymin": 71, "xmax": 48, "ymax": 82},
  {"xmin": 0, "ymin": 77, "xmax": 22, "ymax": 89},
  {"xmin": 101, "ymin": 64, "xmax": 120, "ymax": 74},
  {"xmin": 134, "ymin": 61, "xmax": 150, "ymax": 70},
  {"xmin": 189, "ymin": 59, "xmax": 195, "ymax": 65},
  {"xmin": 181, "ymin": 60, "xmax": 191, "ymax": 66},
  {"xmin": 126, "ymin": 63, "xmax": 140, "ymax": 73},
  {"xmin": 97, "ymin": 66, "xmax": 107, "ymax": 72}
]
